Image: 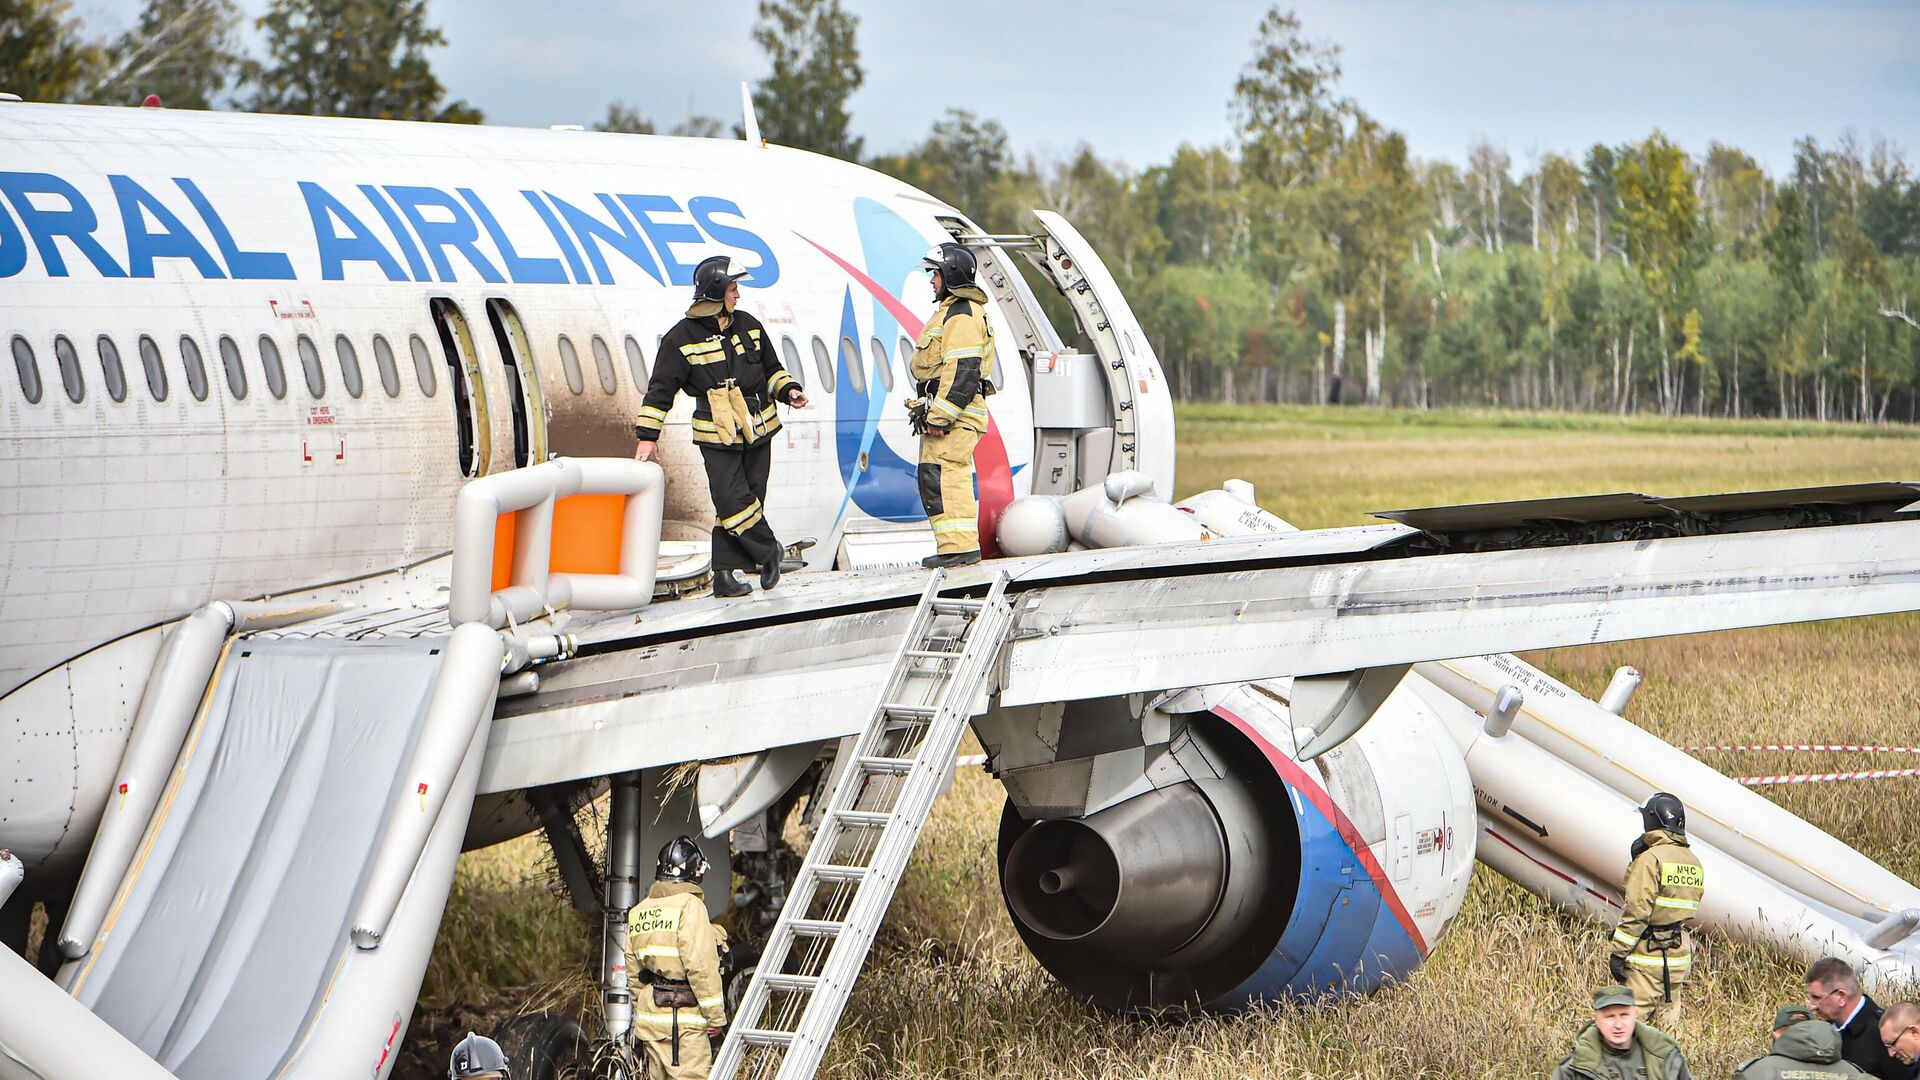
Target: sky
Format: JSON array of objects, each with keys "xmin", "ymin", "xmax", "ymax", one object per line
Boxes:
[{"xmin": 71, "ymin": 0, "xmax": 1920, "ymax": 177}]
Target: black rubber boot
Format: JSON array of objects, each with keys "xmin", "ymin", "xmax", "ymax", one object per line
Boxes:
[
  {"xmin": 921, "ymin": 549, "xmax": 981, "ymax": 569},
  {"xmin": 759, "ymin": 556, "xmax": 781, "ymax": 591},
  {"xmin": 712, "ymin": 569, "xmax": 751, "ymax": 597}
]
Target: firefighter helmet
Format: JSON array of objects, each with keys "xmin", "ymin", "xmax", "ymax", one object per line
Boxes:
[
  {"xmin": 448, "ymin": 1032, "xmax": 509, "ymax": 1079},
  {"xmin": 918, "ymin": 242, "xmax": 977, "ymax": 293},
  {"xmin": 657, "ymin": 835, "xmax": 709, "ymax": 883},
  {"xmin": 1640, "ymin": 792, "xmax": 1686, "ymax": 835},
  {"xmin": 692, "ymin": 255, "xmax": 750, "ymax": 303}
]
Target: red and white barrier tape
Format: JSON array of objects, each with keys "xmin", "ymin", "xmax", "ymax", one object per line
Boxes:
[
  {"xmin": 956, "ymin": 754, "xmax": 989, "ymax": 767},
  {"xmin": 1685, "ymin": 744, "xmax": 1920, "ymax": 755},
  {"xmin": 1734, "ymin": 768, "xmax": 1920, "ymax": 787}
]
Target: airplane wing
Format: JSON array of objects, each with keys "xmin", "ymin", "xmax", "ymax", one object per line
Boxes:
[{"xmin": 450, "ymin": 483, "xmax": 1920, "ymax": 794}]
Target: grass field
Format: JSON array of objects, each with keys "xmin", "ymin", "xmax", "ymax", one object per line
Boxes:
[{"xmin": 402, "ymin": 405, "xmax": 1920, "ymax": 1079}]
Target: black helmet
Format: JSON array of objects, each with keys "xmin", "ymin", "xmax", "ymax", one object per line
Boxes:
[
  {"xmin": 1640, "ymin": 792, "xmax": 1685, "ymax": 834},
  {"xmin": 657, "ymin": 835, "xmax": 709, "ymax": 882},
  {"xmin": 919, "ymin": 242, "xmax": 976, "ymax": 295},
  {"xmin": 449, "ymin": 1032, "xmax": 509, "ymax": 1079},
  {"xmin": 692, "ymin": 255, "xmax": 749, "ymax": 303}
]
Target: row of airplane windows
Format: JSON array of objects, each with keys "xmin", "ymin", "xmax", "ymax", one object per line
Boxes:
[{"xmin": 4, "ymin": 326, "xmax": 922, "ymax": 410}]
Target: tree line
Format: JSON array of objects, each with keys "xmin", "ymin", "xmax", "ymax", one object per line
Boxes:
[
  {"xmin": 8, "ymin": 0, "xmax": 1918, "ymax": 421},
  {"xmin": 869, "ymin": 10, "xmax": 1920, "ymax": 423}
]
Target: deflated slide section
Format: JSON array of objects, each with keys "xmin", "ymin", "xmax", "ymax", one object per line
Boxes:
[
  {"xmin": 1411, "ymin": 654, "xmax": 1920, "ymax": 990},
  {"xmin": 45, "ymin": 634, "xmax": 498, "ymax": 1080}
]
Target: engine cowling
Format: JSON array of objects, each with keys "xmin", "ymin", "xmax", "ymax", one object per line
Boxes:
[{"xmin": 996, "ymin": 682, "xmax": 1476, "ymax": 1011}]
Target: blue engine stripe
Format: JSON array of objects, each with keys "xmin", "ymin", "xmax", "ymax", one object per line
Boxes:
[{"xmin": 1229, "ymin": 780, "xmax": 1422, "ymax": 1004}]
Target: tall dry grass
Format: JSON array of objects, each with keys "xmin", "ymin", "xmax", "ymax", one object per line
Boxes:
[{"xmin": 403, "ymin": 405, "xmax": 1920, "ymax": 1078}]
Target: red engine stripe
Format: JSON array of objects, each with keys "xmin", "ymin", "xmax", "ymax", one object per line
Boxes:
[{"xmin": 1213, "ymin": 706, "xmax": 1429, "ymax": 955}]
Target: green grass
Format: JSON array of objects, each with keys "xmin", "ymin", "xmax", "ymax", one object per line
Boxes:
[{"xmin": 404, "ymin": 404, "xmax": 1920, "ymax": 1079}]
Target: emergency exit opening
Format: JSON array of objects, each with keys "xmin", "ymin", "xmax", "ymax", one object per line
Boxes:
[
  {"xmin": 430, "ymin": 297, "xmax": 491, "ymax": 478},
  {"xmin": 485, "ymin": 298, "xmax": 548, "ymax": 468}
]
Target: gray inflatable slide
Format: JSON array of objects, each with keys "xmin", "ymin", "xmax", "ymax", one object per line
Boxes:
[{"xmin": 2, "ymin": 634, "xmax": 495, "ymax": 1080}]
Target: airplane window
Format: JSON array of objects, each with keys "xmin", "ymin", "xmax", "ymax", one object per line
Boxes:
[
  {"xmin": 11, "ymin": 337, "xmax": 44, "ymax": 404},
  {"xmin": 258, "ymin": 335, "xmax": 287, "ymax": 399},
  {"xmin": 409, "ymin": 334, "xmax": 437, "ymax": 397},
  {"xmin": 869, "ymin": 336, "xmax": 893, "ymax": 391},
  {"xmin": 335, "ymin": 334, "xmax": 363, "ymax": 399},
  {"xmin": 55, "ymin": 335, "xmax": 84, "ymax": 403},
  {"xmin": 591, "ymin": 334, "xmax": 617, "ymax": 395},
  {"xmin": 898, "ymin": 334, "xmax": 915, "ymax": 372},
  {"xmin": 779, "ymin": 335, "xmax": 804, "ymax": 389},
  {"xmin": 557, "ymin": 334, "xmax": 585, "ymax": 395},
  {"xmin": 139, "ymin": 335, "xmax": 168, "ymax": 401},
  {"xmin": 839, "ymin": 335, "xmax": 865, "ymax": 394},
  {"xmin": 179, "ymin": 336, "xmax": 209, "ymax": 402},
  {"xmin": 809, "ymin": 335, "xmax": 834, "ymax": 392},
  {"xmin": 218, "ymin": 335, "xmax": 246, "ymax": 400},
  {"xmin": 624, "ymin": 334, "xmax": 648, "ymax": 388},
  {"xmin": 373, "ymin": 335, "xmax": 401, "ymax": 398},
  {"xmin": 297, "ymin": 334, "xmax": 324, "ymax": 398},
  {"xmin": 97, "ymin": 335, "xmax": 127, "ymax": 403}
]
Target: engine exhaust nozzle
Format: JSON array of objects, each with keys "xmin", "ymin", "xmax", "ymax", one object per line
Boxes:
[{"xmin": 1001, "ymin": 783, "xmax": 1225, "ymax": 959}]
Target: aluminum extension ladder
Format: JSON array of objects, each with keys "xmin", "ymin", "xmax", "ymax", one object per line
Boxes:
[{"xmin": 712, "ymin": 569, "xmax": 1015, "ymax": 1080}]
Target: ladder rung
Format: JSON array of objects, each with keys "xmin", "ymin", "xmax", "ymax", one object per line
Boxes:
[
  {"xmin": 721, "ymin": 573, "xmax": 1011, "ymax": 1078},
  {"xmin": 737, "ymin": 1028, "xmax": 796, "ymax": 1048},
  {"xmin": 761, "ymin": 973, "xmax": 822, "ymax": 992},
  {"xmin": 813, "ymin": 863, "xmax": 870, "ymax": 883},
  {"xmin": 785, "ymin": 919, "xmax": 845, "ymax": 938}
]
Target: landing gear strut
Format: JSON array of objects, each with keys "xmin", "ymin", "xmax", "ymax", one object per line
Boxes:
[{"xmin": 599, "ymin": 772, "xmax": 643, "ymax": 1045}]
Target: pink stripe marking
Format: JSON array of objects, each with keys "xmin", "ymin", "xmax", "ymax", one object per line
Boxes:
[
  {"xmin": 795, "ymin": 232, "xmax": 926, "ymax": 337},
  {"xmin": 1213, "ymin": 706, "xmax": 1428, "ymax": 955}
]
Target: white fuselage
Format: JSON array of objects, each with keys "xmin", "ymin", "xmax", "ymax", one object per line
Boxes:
[{"xmin": 0, "ymin": 103, "xmax": 1043, "ymax": 702}]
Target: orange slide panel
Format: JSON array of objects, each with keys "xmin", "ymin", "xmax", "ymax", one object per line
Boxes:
[
  {"xmin": 550, "ymin": 493, "xmax": 627, "ymax": 576},
  {"xmin": 490, "ymin": 511, "xmax": 518, "ymax": 592}
]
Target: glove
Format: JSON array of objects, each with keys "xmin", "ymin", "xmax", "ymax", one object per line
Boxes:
[
  {"xmin": 906, "ymin": 399, "xmax": 930, "ymax": 436},
  {"xmin": 1608, "ymin": 954, "xmax": 1629, "ymax": 983}
]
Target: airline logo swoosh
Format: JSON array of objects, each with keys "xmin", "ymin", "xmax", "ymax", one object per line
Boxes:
[{"xmin": 796, "ymin": 229, "xmax": 1016, "ymax": 555}]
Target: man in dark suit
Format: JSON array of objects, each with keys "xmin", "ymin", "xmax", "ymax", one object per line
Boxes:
[
  {"xmin": 1806, "ymin": 956, "xmax": 1920, "ymax": 1080},
  {"xmin": 1884, "ymin": 1002, "xmax": 1920, "ymax": 1069}
]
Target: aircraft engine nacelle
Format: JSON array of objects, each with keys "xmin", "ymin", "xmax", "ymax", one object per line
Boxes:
[{"xmin": 994, "ymin": 682, "xmax": 1476, "ymax": 1012}]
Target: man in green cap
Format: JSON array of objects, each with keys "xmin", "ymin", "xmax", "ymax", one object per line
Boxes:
[
  {"xmin": 1551, "ymin": 984, "xmax": 1693, "ymax": 1080},
  {"xmin": 1734, "ymin": 1005, "xmax": 1864, "ymax": 1078}
]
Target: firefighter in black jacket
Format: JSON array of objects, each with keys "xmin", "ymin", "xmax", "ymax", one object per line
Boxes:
[{"xmin": 634, "ymin": 255, "xmax": 808, "ymax": 597}]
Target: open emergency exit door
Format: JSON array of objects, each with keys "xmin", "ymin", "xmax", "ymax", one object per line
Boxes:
[
  {"xmin": 1024, "ymin": 210, "xmax": 1177, "ymax": 497},
  {"xmin": 949, "ymin": 211, "xmax": 1177, "ymax": 501}
]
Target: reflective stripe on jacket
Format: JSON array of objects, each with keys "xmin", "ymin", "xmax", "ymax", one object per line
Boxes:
[
  {"xmin": 627, "ymin": 881, "xmax": 728, "ymax": 1029},
  {"xmin": 1610, "ymin": 829, "xmax": 1705, "ymax": 964},
  {"xmin": 909, "ymin": 284, "xmax": 994, "ymax": 434},
  {"xmin": 635, "ymin": 309, "xmax": 798, "ymax": 449}
]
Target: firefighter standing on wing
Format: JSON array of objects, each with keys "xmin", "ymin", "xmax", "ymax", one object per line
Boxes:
[
  {"xmin": 1609, "ymin": 792, "xmax": 1705, "ymax": 1032},
  {"xmin": 634, "ymin": 255, "xmax": 808, "ymax": 598},
  {"xmin": 907, "ymin": 242, "xmax": 995, "ymax": 569},
  {"xmin": 628, "ymin": 836, "xmax": 729, "ymax": 1079}
]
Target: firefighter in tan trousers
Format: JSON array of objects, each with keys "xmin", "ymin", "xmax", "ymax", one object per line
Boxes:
[
  {"xmin": 629, "ymin": 836, "xmax": 728, "ymax": 1079},
  {"xmin": 908, "ymin": 242, "xmax": 994, "ymax": 569},
  {"xmin": 1609, "ymin": 792, "xmax": 1706, "ymax": 1032}
]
